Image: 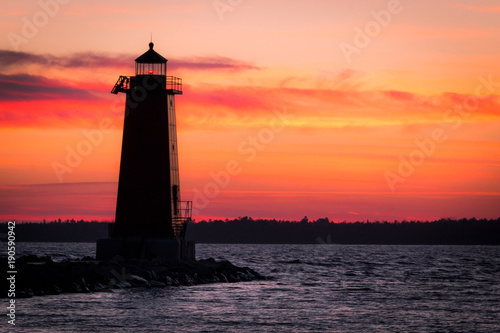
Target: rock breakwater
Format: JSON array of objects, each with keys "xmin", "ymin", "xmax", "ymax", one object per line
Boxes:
[{"xmin": 2, "ymin": 255, "xmax": 267, "ymax": 298}]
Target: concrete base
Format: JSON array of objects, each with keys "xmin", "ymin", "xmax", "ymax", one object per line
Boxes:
[{"xmin": 96, "ymin": 237, "xmax": 195, "ymax": 261}]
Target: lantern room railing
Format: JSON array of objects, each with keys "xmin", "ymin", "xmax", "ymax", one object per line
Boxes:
[
  {"xmin": 166, "ymin": 76, "xmax": 182, "ymax": 95},
  {"xmin": 111, "ymin": 75, "xmax": 181, "ymax": 94}
]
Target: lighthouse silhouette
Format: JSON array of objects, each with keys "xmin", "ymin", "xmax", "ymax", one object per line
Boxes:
[{"xmin": 96, "ymin": 43, "xmax": 194, "ymax": 261}]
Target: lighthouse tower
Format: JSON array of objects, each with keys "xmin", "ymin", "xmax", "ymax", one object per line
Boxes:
[{"xmin": 96, "ymin": 43, "xmax": 194, "ymax": 261}]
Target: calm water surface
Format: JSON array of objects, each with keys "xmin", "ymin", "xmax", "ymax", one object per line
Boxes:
[{"xmin": 8, "ymin": 243, "xmax": 500, "ymax": 332}]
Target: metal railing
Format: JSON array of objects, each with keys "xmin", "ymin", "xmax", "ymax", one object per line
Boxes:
[
  {"xmin": 172, "ymin": 201, "xmax": 192, "ymax": 238},
  {"xmin": 111, "ymin": 75, "xmax": 181, "ymax": 94},
  {"xmin": 166, "ymin": 76, "xmax": 182, "ymax": 94},
  {"xmin": 111, "ymin": 76, "xmax": 130, "ymax": 94}
]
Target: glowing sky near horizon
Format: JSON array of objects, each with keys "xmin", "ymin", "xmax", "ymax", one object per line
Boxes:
[{"xmin": 0, "ymin": 0, "xmax": 499, "ymax": 222}]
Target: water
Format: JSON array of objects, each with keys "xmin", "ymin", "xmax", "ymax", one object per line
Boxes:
[{"xmin": 7, "ymin": 243, "xmax": 500, "ymax": 332}]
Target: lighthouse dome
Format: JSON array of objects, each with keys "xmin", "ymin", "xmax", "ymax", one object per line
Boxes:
[{"xmin": 135, "ymin": 42, "xmax": 167, "ymax": 75}]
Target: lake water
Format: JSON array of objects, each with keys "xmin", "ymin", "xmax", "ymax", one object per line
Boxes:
[{"xmin": 8, "ymin": 243, "xmax": 500, "ymax": 332}]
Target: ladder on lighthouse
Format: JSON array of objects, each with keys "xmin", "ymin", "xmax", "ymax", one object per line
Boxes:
[{"xmin": 172, "ymin": 201, "xmax": 192, "ymax": 238}]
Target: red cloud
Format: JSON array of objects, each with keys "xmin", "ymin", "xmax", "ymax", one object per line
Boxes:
[
  {"xmin": 0, "ymin": 183, "xmax": 116, "ymax": 221},
  {"xmin": 383, "ymin": 90, "xmax": 415, "ymax": 101},
  {"xmin": 1, "ymin": 64, "xmax": 498, "ymax": 130}
]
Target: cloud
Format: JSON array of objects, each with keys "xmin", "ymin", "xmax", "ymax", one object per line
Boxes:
[
  {"xmin": 383, "ymin": 90, "xmax": 415, "ymax": 101},
  {"xmin": 1, "ymin": 64, "xmax": 498, "ymax": 130},
  {"xmin": 0, "ymin": 50, "xmax": 131, "ymax": 71},
  {"xmin": 0, "ymin": 50, "xmax": 261, "ymax": 72},
  {"xmin": 178, "ymin": 83, "xmax": 500, "ymax": 131},
  {"xmin": 454, "ymin": 4, "xmax": 500, "ymax": 13},
  {"xmin": 0, "ymin": 182, "xmax": 116, "ymax": 221},
  {"xmin": 0, "ymin": 73, "xmax": 92, "ymax": 101},
  {"xmin": 0, "ymin": 72, "xmax": 117, "ymax": 127},
  {"xmin": 184, "ymin": 85, "xmax": 269, "ymax": 111},
  {"xmin": 171, "ymin": 55, "xmax": 261, "ymax": 71}
]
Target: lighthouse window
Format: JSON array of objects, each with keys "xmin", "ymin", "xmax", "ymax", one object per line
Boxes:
[{"xmin": 136, "ymin": 62, "xmax": 165, "ymax": 76}]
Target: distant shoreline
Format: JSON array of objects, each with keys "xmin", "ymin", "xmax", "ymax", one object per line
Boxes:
[
  {"xmin": 1, "ymin": 217, "xmax": 499, "ymax": 245},
  {"xmin": 6, "ymin": 241, "xmax": 500, "ymax": 245}
]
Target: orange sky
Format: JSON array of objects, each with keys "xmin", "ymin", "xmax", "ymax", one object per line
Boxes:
[{"xmin": 0, "ymin": 0, "xmax": 499, "ymax": 222}]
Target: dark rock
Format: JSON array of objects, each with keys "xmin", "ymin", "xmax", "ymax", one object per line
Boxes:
[
  {"xmin": 1, "ymin": 255, "xmax": 266, "ymax": 298},
  {"xmin": 149, "ymin": 280, "xmax": 166, "ymax": 288},
  {"xmin": 46, "ymin": 285, "xmax": 63, "ymax": 295},
  {"xmin": 128, "ymin": 275, "xmax": 149, "ymax": 286},
  {"xmin": 92, "ymin": 283, "xmax": 108, "ymax": 292},
  {"xmin": 217, "ymin": 273, "xmax": 228, "ymax": 283},
  {"xmin": 17, "ymin": 289, "xmax": 34, "ymax": 298},
  {"xmin": 227, "ymin": 274, "xmax": 240, "ymax": 282},
  {"xmin": 111, "ymin": 281, "xmax": 132, "ymax": 289},
  {"xmin": 18, "ymin": 255, "xmax": 52, "ymax": 263},
  {"xmin": 163, "ymin": 276, "xmax": 178, "ymax": 286},
  {"xmin": 178, "ymin": 273, "xmax": 195, "ymax": 286}
]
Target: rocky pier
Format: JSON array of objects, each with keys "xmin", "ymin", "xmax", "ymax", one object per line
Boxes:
[{"xmin": 1, "ymin": 255, "xmax": 267, "ymax": 298}]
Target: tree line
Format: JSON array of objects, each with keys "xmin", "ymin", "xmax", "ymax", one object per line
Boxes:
[
  {"xmin": 187, "ymin": 217, "xmax": 500, "ymax": 245},
  {"xmin": 1, "ymin": 217, "xmax": 499, "ymax": 244}
]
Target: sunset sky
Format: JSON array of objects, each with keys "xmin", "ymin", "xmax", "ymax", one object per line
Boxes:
[{"xmin": 1, "ymin": 0, "xmax": 499, "ymax": 222}]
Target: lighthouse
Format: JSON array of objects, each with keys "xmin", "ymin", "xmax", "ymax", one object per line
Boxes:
[{"xmin": 96, "ymin": 43, "xmax": 194, "ymax": 261}]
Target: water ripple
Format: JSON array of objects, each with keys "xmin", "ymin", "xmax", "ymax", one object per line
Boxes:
[{"xmin": 12, "ymin": 244, "xmax": 500, "ymax": 332}]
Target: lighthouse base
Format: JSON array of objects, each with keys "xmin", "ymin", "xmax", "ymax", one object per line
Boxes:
[{"xmin": 96, "ymin": 237, "xmax": 195, "ymax": 261}]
